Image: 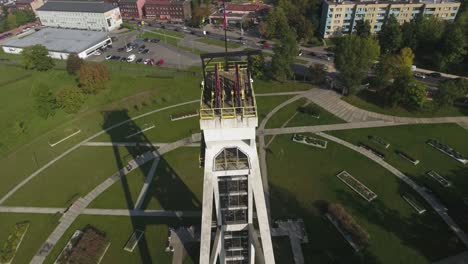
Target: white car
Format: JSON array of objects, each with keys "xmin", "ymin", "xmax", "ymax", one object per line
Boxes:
[
  {"xmin": 93, "ymin": 51, "xmax": 101, "ymax": 56},
  {"xmin": 127, "ymin": 54, "xmax": 136, "ymax": 62},
  {"xmin": 126, "ymin": 46, "xmax": 133, "ymax": 52},
  {"xmin": 414, "ymin": 73, "xmax": 426, "ymax": 79},
  {"xmin": 143, "ymin": 59, "xmax": 150, "ymax": 65},
  {"xmin": 105, "ymin": 55, "xmax": 112, "ymax": 60}
]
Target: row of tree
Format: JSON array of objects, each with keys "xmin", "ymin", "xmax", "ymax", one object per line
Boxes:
[
  {"xmin": 24, "ymin": 46, "xmax": 110, "ymax": 118},
  {"xmin": 0, "ymin": 9, "xmax": 36, "ymax": 33}
]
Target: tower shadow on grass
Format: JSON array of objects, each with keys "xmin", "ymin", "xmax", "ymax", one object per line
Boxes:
[{"xmin": 102, "ymin": 109, "xmax": 201, "ymax": 264}]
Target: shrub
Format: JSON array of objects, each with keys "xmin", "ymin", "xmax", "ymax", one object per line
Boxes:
[
  {"xmin": 328, "ymin": 203, "xmax": 369, "ymax": 247},
  {"xmin": 79, "ymin": 63, "xmax": 110, "ymax": 94},
  {"xmin": 21, "ymin": 44, "xmax": 55, "ymax": 71},
  {"xmin": 56, "ymin": 86, "xmax": 85, "ymax": 114},
  {"xmin": 66, "ymin": 53, "xmax": 84, "ymax": 75}
]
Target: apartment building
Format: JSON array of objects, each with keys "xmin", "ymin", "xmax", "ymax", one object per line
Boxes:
[
  {"xmin": 144, "ymin": 0, "xmax": 191, "ymax": 22},
  {"xmin": 37, "ymin": 0, "xmax": 122, "ymax": 32},
  {"xmin": 117, "ymin": 0, "xmax": 145, "ymax": 19},
  {"xmin": 320, "ymin": 0, "xmax": 461, "ymax": 38}
]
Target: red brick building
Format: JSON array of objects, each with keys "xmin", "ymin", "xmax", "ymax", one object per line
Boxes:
[
  {"xmin": 13, "ymin": 0, "xmax": 44, "ymax": 14},
  {"xmin": 117, "ymin": 0, "xmax": 145, "ymax": 19},
  {"xmin": 144, "ymin": 0, "xmax": 191, "ymax": 22}
]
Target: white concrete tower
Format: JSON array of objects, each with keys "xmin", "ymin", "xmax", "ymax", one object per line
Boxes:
[{"xmin": 198, "ymin": 51, "xmax": 275, "ymax": 264}]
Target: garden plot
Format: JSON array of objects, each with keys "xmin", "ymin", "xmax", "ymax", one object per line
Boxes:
[
  {"xmin": 292, "ymin": 134, "xmax": 327, "ymax": 149},
  {"xmin": 55, "ymin": 226, "xmax": 110, "ymax": 264},
  {"xmin": 402, "ymin": 195, "xmax": 426, "ymax": 215},
  {"xmin": 170, "ymin": 110, "xmax": 198, "ymax": 121},
  {"xmin": 48, "ymin": 127, "xmax": 81, "ymax": 147},
  {"xmin": 427, "ymin": 139, "xmax": 468, "ymax": 164},
  {"xmin": 368, "ymin": 135, "xmax": 390, "ymax": 148},
  {"xmin": 124, "ymin": 230, "xmax": 144, "ymax": 252},
  {"xmin": 426, "ymin": 171, "xmax": 452, "ymax": 187},
  {"xmin": 0, "ymin": 221, "xmax": 29, "ymax": 264},
  {"xmin": 396, "ymin": 150, "xmax": 420, "ymax": 165},
  {"xmin": 336, "ymin": 171, "xmax": 377, "ymax": 202},
  {"xmin": 357, "ymin": 142, "xmax": 385, "ymax": 159}
]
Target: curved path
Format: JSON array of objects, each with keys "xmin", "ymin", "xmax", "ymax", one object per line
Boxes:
[{"xmin": 317, "ymin": 132, "xmax": 468, "ymax": 248}]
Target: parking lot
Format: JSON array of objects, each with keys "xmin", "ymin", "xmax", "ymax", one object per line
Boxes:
[{"xmin": 86, "ymin": 31, "xmax": 199, "ymax": 69}]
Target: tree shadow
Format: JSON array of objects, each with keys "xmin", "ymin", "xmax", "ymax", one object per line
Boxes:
[{"xmin": 102, "ymin": 109, "xmax": 201, "ymax": 264}]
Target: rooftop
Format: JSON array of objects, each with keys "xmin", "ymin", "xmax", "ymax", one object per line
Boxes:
[
  {"xmin": 326, "ymin": 0, "xmax": 459, "ymax": 5},
  {"xmin": 37, "ymin": 0, "xmax": 116, "ymax": 13},
  {"xmin": 2, "ymin": 28, "xmax": 110, "ymax": 53},
  {"xmin": 225, "ymin": 3, "xmax": 270, "ymax": 12}
]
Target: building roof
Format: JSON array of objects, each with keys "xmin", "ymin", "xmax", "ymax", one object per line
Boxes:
[
  {"xmin": 2, "ymin": 28, "xmax": 109, "ymax": 53},
  {"xmin": 37, "ymin": 0, "xmax": 116, "ymax": 13},
  {"xmin": 225, "ymin": 3, "xmax": 269, "ymax": 12},
  {"xmin": 145, "ymin": 0, "xmax": 186, "ymax": 5}
]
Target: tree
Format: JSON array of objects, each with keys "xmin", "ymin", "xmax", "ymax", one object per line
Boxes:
[
  {"xmin": 21, "ymin": 45, "xmax": 55, "ymax": 71},
  {"xmin": 401, "ymin": 21, "xmax": 418, "ymax": 51},
  {"xmin": 56, "ymin": 86, "xmax": 85, "ymax": 114},
  {"xmin": 388, "ymin": 72, "xmax": 426, "ymax": 109},
  {"xmin": 13, "ymin": 10, "xmax": 35, "ymax": 25},
  {"xmin": 79, "ymin": 63, "xmax": 110, "ymax": 94},
  {"xmin": 355, "ymin": 20, "xmax": 371, "ymax": 38},
  {"xmin": 248, "ymin": 53, "xmax": 266, "ymax": 79},
  {"xmin": 436, "ymin": 25, "xmax": 466, "ymax": 70},
  {"xmin": 308, "ymin": 64, "xmax": 326, "ymax": 84},
  {"xmin": 66, "ymin": 53, "xmax": 84, "ymax": 75},
  {"xmin": 32, "ymin": 83, "xmax": 57, "ymax": 119},
  {"xmin": 191, "ymin": 6, "xmax": 211, "ymax": 27},
  {"xmin": 378, "ymin": 15, "xmax": 402, "ymax": 54},
  {"xmin": 334, "ymin": 35, "xmax": 380, "ymax": 94},
  {"xmin": 271, "ymin": 30, "xmax": 298, "ymax": 82},
  {"xmin": 434, "ymin": 79, "xmax": 468, "ymax": 106}
]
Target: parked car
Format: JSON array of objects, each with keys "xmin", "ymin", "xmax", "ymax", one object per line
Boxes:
[
  {"xmin": 127, "ymin": 54, "xmax": 136, "ymax": 62},
  {"xmin": 126, "ymin": 46, "xmax": 133, "ymax": 52},
  {"xmin": 143, "ymin": 38, "xmax": 149, "ymax": 42},
  {"xmin": 93, "ymin": 50, "xmax": 101, "ymax": 56},
  {"xmin": 414, "ymin": 73, "xmax": 426, "ymax": 79},
  {"xmin": 429, "ymin": 72, "xmax": 442, "ymax": 78},
  {"xmin": 150, "ymin": 38, "xmax": 160, "ymax": 43},
  {"xmin": 317, "ymin": 54, "xmax": 330, "ymax": 61},
  {"xmin": 141, "ymin": 49, "xmax": 149, "ymax": 54},
  {"xmin": 120, "ymin": 57, "xmax": 127, "ymax": 62},
  {"xmin": 143, "ymin": 58, "xmax": 151, "ymax": 65},
  {"xmin": 262, "ymin": 43, "xmax": 271, "ymax": 49},
  {"xmin": 112, "ymin": 55, "xmax": 121, "ymax": 61},
  {"xmin": 298, "ymin": 49, "xmax": 303, "ymax": 56},
  {"xmin": 136, "ymin": 58, "xmax": 143, "ymax": 63},
  {"xmin": 156, "ymin": 59, "xmax": 164, "ymax": 66},
  {"xmin": 105, "ymin": 55, "xmax": 113, "ymax": 60}
]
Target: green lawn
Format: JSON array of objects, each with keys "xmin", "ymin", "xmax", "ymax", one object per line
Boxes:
[
  {"xmin": 343, "ymin": 90, "xmax": 468, "ymax": 118},
  {"xmin": 267, "ymin": 134, "xmax": 465, "ymax": 263},
  {"xmin": 0, "ymin": 213, "xmax": 59, "ymax": 264},
  {"xmin": 194, "ymin": 38, "xmax": 241, "ymax": 49},
  {"xmin": 43, "ymin": 215, "xmax": 200, "ymax": 264},
  {"xmin": 90, "ymin": 147, "xmax": 203, "ymax": 211},
  {"xmin": 152, "ymin": 28, "xmax": 185, "ymax": 38},
  {"xmin": 256, "ymin": 96, "xmax": 293, "ymax": 125},
  {"xmin": 3, "ymin": 146, "xmax": 139, "ymax": 207},
  {"xmin": 273, "ymin": 236, "xmax": 295, "ymax": 263},
  {"xmin": 265, "ymin": 98, "xmax": 345, "ymax": 129},
  {"xmin": 329, "ymin": 123, "xmax": 468, "ymax": 232}
]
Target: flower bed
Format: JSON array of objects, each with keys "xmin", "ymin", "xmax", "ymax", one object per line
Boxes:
[
  {"xmin": 292, "ymin": 134, "xmax": 327, "ymax": 149},
  {"xmin": 170, "ymin": 110, "xmax": 198, "ymax": 121},
  {"xmin": 336, "ymin": 171, "xmax": 377, "ymax": 202},
  {"xmin": 357, "ymin": 142, "xmax": 385, "ymax": 159},
  {"xmin": 402, "ymin": 195, "xmax": 426, "ymax": 214},
  {"xmin": 426, "ymin": 170, "xmax": 452, "ymax": 187},
  {"xmin": 326, "ymin": 203, "xmax": 369, "ymax": 251},
  {"xmin": 0, "ymin": 221, "xmax": 30, "ymax": 264},
  {"xmin": 395, "ymin": 150, "xmax": 419, "ymax": 165},
  {"xmin": 55, "ymin": 225, "xmax": 110, "ymax": 264},
  {"xmin": 368, "ymin": 135, "xmax": 390, "ymax": 148},
  {"xmin": 427, "ymin": 139, "xmax": 468, "ymax": 165},
  {"xmin": 123, "ymin": 230, "xmax": 144, "ymax": 252}
]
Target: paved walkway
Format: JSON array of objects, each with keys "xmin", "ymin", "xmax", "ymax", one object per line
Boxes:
[
  {"xmin": 303, "ymin": 89, "xmax": 468, "ymax": 125},
  {"xmin": 134, "ymin": 157, "xmax": 160, "ymax": 209},
  {"xmin": 317, "ymin": 132, "xmax": 468, "ymax": 248},
  {"xmin": 271, "ymin": 220, "xmax": 308, "ymax": 264}
]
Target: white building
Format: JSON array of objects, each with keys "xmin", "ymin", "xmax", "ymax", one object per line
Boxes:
[
  {"xmin": 198, "ymin": 51, "xmax": 275, "ymax": 264},
  {"xmin": 2, "ymin": 28, "xmax": 111, "ymax": 59},
  {"xmin": 37, "ymin": 0, "xmax": 122, "ymax": 32}
]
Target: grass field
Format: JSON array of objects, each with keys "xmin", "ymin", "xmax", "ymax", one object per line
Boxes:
[
  {"xmin": 89, "ymin": 147, "xmax": 203, "ymax": 211},
  {"xmin": 329, "ymin": 123, "xmax": 468, "ymax": 232},
  {"xmin": 267, "ymin": 134, "xmax": 465, "ymax": 263},
  {"xmin": 152, "ymin": 28, "xmax": 185, "ymax": 38},
  {"xmin": 0, "ymin": 213, "xmax": 59, "ymax": 264},
  {"xmin": 43, "ymin": 215, "xmax": 200, "ymax": 264},
  {"xmin": 265, "ymin": 98, "xmax": 345, "ymax": 128},
  {"xmin": 194, "ymin": 38, "xmax": 242, "ymax": 49},
  {"xmin": 343, "ymin": 90, "xmax": 468, "ymax": 118}
]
